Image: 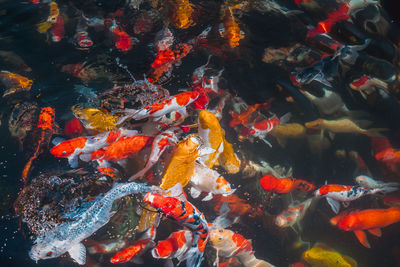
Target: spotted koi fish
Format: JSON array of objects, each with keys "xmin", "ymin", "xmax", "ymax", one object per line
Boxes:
[
  {"xmin": 315, "ymin": 184, "xmax": 398, "ymax": 214},
  {"xmin": 151, "ymin": 229, "xmax": 193, "ymax": 266},
  {"xmin": 129, "ymin": 126, "xmax": 190, "ymax": 180},
  {"xmin": 50, "ymin": 129, "xmax": 138, "ymax": 168},
  {"xmin": 22, "ymin": 107, "xmax": 55, "ymax": 184},
  {"xmin": 110, "ymin": 226, "xmax": 156, "ymax": 264},
  {"xmin": 117, "ymin": 91, "xmax": 199, "ymax": 124},
  {"xmin": 144, "ymin": 185, "xmax": 209, "ymax": 267},
  {"xmin": 249, "ymin": 113, "xmax": 291, "ymax": 147},
  {"xmin": 275, "ymin": 198, "xmax": 313, "ymax": 228}
]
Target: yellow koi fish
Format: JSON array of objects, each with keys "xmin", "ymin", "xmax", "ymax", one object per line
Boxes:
[
  {"xmin": 302, "ymin": 243, "xmax": 357, "ymax": 267},
  {"xmin": 72, "ymin": 106, "xmax": 118, "ymax": 133}
]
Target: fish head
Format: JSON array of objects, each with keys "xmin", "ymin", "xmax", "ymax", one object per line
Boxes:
[
  {"xmin": 275, "ymin": 214, "xmax": 289, "ymax": 227},
  {"xmin": 209, "ymin": 228, "xmax": 232, "ymax": 248},
  {"xmin": 29, "ymin": 239, "xmax": 65, "ymax": 261},
  {"xmin": 259, "ymin": 175, "xmax": 278, "ymax": 191},
  {"xmin": 337, "ymin": 214, "xmax": 357, "ymax": 231},
  {"xmin": 144, "ymin": 193, "xmax": 181, "ymax": 215},
  {"xmin": 50, "ymin": 137, "xmax": 86, "ymax": 158},
  {"xmin": 354, "ymin": 175, "xmax": 369, "ymax": 187},
  {"xmin": 216, "ymin": 176, "xmax": 235, "ymax": 195}
]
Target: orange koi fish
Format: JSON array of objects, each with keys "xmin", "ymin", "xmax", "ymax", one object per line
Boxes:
[
  {"xmin": 229, "ymin": 99, "xmax": 274, "ymax": 128},
  {"xmin": 64, "ymin": 117, "xmax": 83, "ymax": 137},
  {"xmin": 110, "ymin": 226, "xmax": 156, "ymax": 264},
  {"xmin": 151, "ymin": 229, "xmax": 193, "ymax": 265},
  {"xmin": 88, "ymin": 135, "xmax": 153, "ymax": 162},
  {"xmin": 144, "ymin": 185, "xmax": 209, "ymax": 267},
  {"xmin": 169, "ymin": 0, "xmax": 195, "ymax": 29},
  {"xmin": 219, "ymin": 6, "xmax": 244, "ymax": 48},
  {"xmin": 209, "ymin": 227, "xmax": 274, "ymax": 267},
  {"xmin": 0, "ymin": 71, "xmax": 33, "ymax": 97},
  {"xmin": 107, "ymin": 19, "xmax": 134, "ymax": 52},
  {"xmin": 260, "ymin": 175, "xmax": 315, "ymax": 194},
  {"xmin": 50, "ymin": 129, "xmax": 138, "ymax": 168},
  {"xmin": 213, "ymin": 194, "xmax": 263, "ymax": 219},
  {"xmin": 118, "ymin": 91, "xmax": 199, "ymax": 124},
  {"xmin": 331, "ymin": 207, "xmax": 400, "ymax": 248},
  {"xmin": 315, "ymin": 184, "xmax": 397, "ymax": 214},
  {"xmin": 21, "ymin": 107, "xmax": 55, "ymax": 184}
]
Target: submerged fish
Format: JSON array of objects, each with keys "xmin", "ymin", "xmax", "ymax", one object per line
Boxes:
[
  {"xmin": 354, "ymin": 175, "xmax": 399, "ymax": 188},
  {"xmin": 302, "ymin": 243, "xmax": 357, "ymax": 267},
  {"xmin": 275, "ymin": 198, "xmax": 313, "ymax": 228},
  {"xmin": 29, "ymin": 182, "xmax": 151, "ymax": 265},
  {"xmin": 331, "ymin": 207, "xmax": 400, "ymax": 248}
]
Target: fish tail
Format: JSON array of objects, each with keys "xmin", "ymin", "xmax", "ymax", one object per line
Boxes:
[
  {"xmin": 279, "ymin": 112, "xmax": 291, "ymax": 125},
  {"xmin": 377, "ymin": 186, "xmax": 398, "ymax": 194},
  {"xmin": 365, "ymin": 128, "xmax": 388, "ymax": 137},
  {"xmin": 184, "ymin": 247, "xmax": 203, "ymax": 267}
]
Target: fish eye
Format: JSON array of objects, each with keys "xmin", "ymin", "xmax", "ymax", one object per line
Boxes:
[
  {"xmin": 62, "ymin": 151, "xmax": 67, "ymax": 155},
  {"xmin": 219, "ymin": 237, "xmax": 222, "ymax": 240},
  {"xmin": 219, "ymin": 229, "xmax": 223, "ymax": 233},
  {"xmin": 46, "ymin": 251, "xmax": 53, "ymax": 256}
]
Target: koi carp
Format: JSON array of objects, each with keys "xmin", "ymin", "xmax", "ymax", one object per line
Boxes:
[
  {"xmin": 29, "ymin": 182, "xmax": 151, "ymax": 265},
  {"xmin": 275, "ymin": 198, "xmax": 313, "ymax": 228},
  {"xmin": 248, "ymin": 113, "xmax": 291, "ymax": 147},
  {"xmin": 189, "ymin": 163, "xmax": 236, "ymax": 201},
  {"xmin": 144, "ymin": 184, "xmax": 209, "ymax": 267},
  {"xmin": 355, "ymin": 175, "xmax": 399, "ymax": 189},
  {"xmin": 315, "ymin": 184, "xmax": 398, "ymax": 214},
  {"xmin": 110, "ymin": 226, "xmax": 156, "ymax": 264},
  {"xmin": 260, "ymin": 175, "xmax": 315, "ymax": 194},
  {"xmin": 331, "ymin": 207, "xmax": 400, "ymax": 248},
  {"xmin": 117, "ymin": 91, "xmax": 199, "ymax": 124}
]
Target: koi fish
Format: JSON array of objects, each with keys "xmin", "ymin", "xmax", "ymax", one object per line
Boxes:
[
  {"xmin": 110, "ymin": 226, "xmax": 156, "ymax": 264},
  {"xmin": 72, "ymin": 106, "xmax": 119, "ymax": 133},
  {"xmin": 198, "ymin": 110, "xmax": 225, "ymax": 168},
  {"xmin": 219, "ymin": 6, "xmax": 244, "ymax": 48},
  {"xmin": 315, "ymin": 184, "xmax": 398, "ymax": 214},
  {"xmin": 29, "ymin": 182, "xmax": 151, "ymax": 265},
  {"xmin": 108, "ymin": 19, "xmax": 134, "ymax": 52},
  {"xmin": 218, "ymin": 138, "xmax": 241, "ymax": 174},
  {"xmin": 355, "ymin": 175, "xmax": 399, "ymax": 189},
  {"xmin": 22, "ymin": 107, "xmax": 55, "ymax": 184},
  {"xmin": 269, "ymin": 123, "xmax": 306, "ymax": 147},
  {"xmin": 302, "ymin": 243, "xmax": 357, "ymax": 267},
  {"xmin": 305, "ymin": 118, "xmax": 386, "ymax": 137},
  {"xmin": 86, "ymin": 135, "xmax": 153, "ymax": 162},
  {"xmin": 249, "ymin": 113, "xmax": 291, "ymax": 147},
  {"xmin": 209, "ymin": 227, "xmax": 274, "ymax": 267},
  {"xmin": 190, "ymin": 163, "xmax": 236, "ymax": 201},
  {"xmin": 87, "ymin": 239, "xmax": 129, "ymax": 255},
  {"xmin": 260, "ymin": 175, "xmax": 315, "ymax": 194},
  {"xmin": 50, "ymin": 129, "xmax": 138, "ymax": 168},
  {"xmin": 151, "ymin": 229, "xmax": 193, "ymax": 266},
  {"xmin": 144, "ymin": 185, "xmax": 209, "ymax": 267},
  {"xmin": 213, "ymin": 194, "xmax": 263, "ymax": 219},
  {"xmin": 64, "ymin": 118, "xmax": 84, "ymax": 137},
  {"xmin": 129, "ymin": 126, "xmax": 189, "ymax": 180},
  {"xmin": 0, "ymin": 71, "xmax": 33, "ymax": 97},
  {"xmin": 275, "ymin": 198, "xmax": 313, "ymax": 228},
  {"xmin": 349, "ymin": 75, "xmax": 388, "ymax": 99},
  {"xmin": 118, "ymin": 91, "xmax": 199, "ymax": 124},
  {"xmin": 169, "ymin": 0, "xmax": 195, "ymax": 29},
  {"xmin": 229, "ymin": 100, "xmax": 274, "ymax": 128},
  {"xmin": 330, "ymin": 207, "xmax": 400, "ymax": 248}
]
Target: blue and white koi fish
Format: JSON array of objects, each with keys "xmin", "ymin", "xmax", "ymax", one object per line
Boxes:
[{"xmin": 29, "ymin": 182, "xmax": 151, "ymax": 265}]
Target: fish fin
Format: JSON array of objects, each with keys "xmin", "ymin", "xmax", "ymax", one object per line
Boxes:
[
  {"xmin": 131, "ymin": 257, "xmax": 144, "ymax": 264},
  {"xmin": 279, "ymin": 112, "xmax": 291, "ymax": 125},
  {"xmin": 343, "ymin": 255, "xmax": 358, "ymax": 267},
  {"xmin": 202, "ymin": 192, "xmax": 213, "ymax": 201},
  {"xmin": 52, "ymin": 137, "xmax": 66, "ymax": 146},
  {"xmin": 378, "ymin": 186, "xmax": 398, "ymax": 194},
  {"xmin": 365, "ymin": 128, "xmax": 388, "ymax": 138},
  {"xmin": 326, "ymin": 197, "xmax": 340, "ymax": 214},
  {"xmin": 165, "ymin": 259, "xmax": 174, "ymax": 267},
  {"xmin": 165, "ymin": 183, "xmax": 186, "ymax": 200},
  {"xmin": 353, "ymin": 230, "xmax": 371, "ymax": 248},
  {"xmin": 68, "ymin": 242, "xmax": 86, "ymax": 265},
  {"xmin": 79, "ymin": 153, "xmax": 92, "ymax": 162},
  {"xmin": 198, "ymin": 147, "xmax": 216, "ymax": 157},
  {"xmin": 367, "ymin": 228, "xmax": 382, "ymax": 237},
  {"xmin": 190, "ymin": 187, "xmax": 202, "ymax": 198},
  {"xmin": 260, "ymin": 137, "xmax": 273, "ymax": 147},
  {"xmin": 68, "ymin": 155, "xmax": 79, "ymax": 168}
]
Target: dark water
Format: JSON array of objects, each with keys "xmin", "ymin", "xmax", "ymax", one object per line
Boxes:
[{"xmin": 0, "ymin": 0, "xmax": 400, "ymax": 267}]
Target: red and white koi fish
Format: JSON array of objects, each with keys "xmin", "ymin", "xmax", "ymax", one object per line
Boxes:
[
  {"xmin": 129, "ymin": 126, "xmax": 190, "ymax": 181},
  {"xmin": 210, "ymin": 95, "xmax": 229, "ymax": 120},
  {"xmin": 144, "ymin": 184, "xmax": 209, "ymax": 267},
  {"xmin": 110, "ymin": 226, "xmax": 156, "ymax": 264},
  {"xmin": 315, "ymin": 184, "xmax": 398, "ymax": 214},
  {"xmin": 209, "ymin": 227, "xmax": 275, "ymax": 267},
  {"xmin": 355, "ymin": 175, "xmax": 399, "ymax": 189},
  {"xmin": 50, "ymin": 129, "xmax": 138, "ymax": 168},
  {"xmin": 275, "ymin": 198, "xmax": 313, "ymax": 228},
  {"xmin": 117, "ymin": 91, "xmax": 199, "ymax": 124},
  {"xmin": 151, "ymin": 230, "xmax": 193, "ymax": 266},
  {"xmin": 190, "ymin": 163, "xmax": 236, "ymax": 201},
  {"xmin": 248, "ymin": 113, "xmax": 291, "ymax": 147},
  {"xmin": 160, "ymin": 109, "xmax": 188, "ymax": 126}
]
